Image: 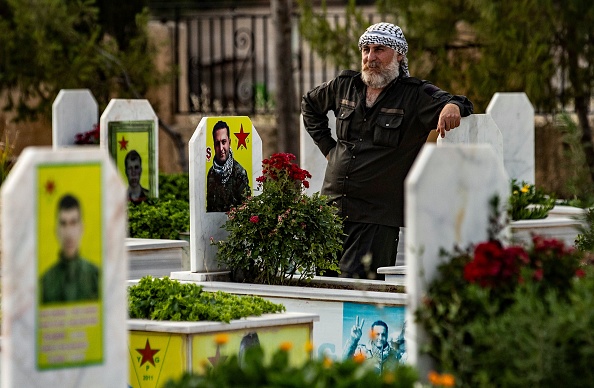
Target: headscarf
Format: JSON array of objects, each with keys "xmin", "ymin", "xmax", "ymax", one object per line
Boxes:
[{"xmin": 358, "ymin": 22, "xmax": 410, "ymax": 78}]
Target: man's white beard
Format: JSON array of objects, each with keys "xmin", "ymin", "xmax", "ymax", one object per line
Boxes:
[{"xmin": 361, "ymin": 55, "xmax": 400, "ymax": 89}]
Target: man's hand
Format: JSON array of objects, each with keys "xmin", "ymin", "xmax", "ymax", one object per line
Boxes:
[
  {"xmin": 350, "ymin": 316, "xmax": 365, "ymax": 341},
  {"xmin": 436, "ymin": 103, "xmax": 461, "ymax": 138}
]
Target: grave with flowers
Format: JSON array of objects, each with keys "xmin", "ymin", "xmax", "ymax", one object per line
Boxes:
[
  {"xmin": 52, "ymin": 89, "xmax": 100, "ymax": 149},
  {"xmin": 434, "ymin": 92, "xmax": 585, "ymax": 253},
  {"xmin": 404, "ymin": 144, "xmax": 594, "ymax": 386},
  {"xmin": 167, "ymin": 116, "xmax": 408, "ymax": 367}
]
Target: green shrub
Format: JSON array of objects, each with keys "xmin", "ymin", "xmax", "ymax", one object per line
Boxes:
[
  {"xmin": 163, "ymin": 344, "xmax": 420, "ymax": 388},
  {"xmin": 508, "ymin": 179, "xmax": 556, "ymax": 220},
  {"xmin": 127, "ymin": 196, "xmax": 189, "ymax": 239},
  {"xmin": 415, "ymin": 214, "xmax": 593, "ymax": 387},
  {"xmin": 575, "ymin": 207, "xmax": 594, "ymax": 252},
  {"xmin": 159, "ymin": 172, "xmax": 189, "ymax": 202},
  {"xmin": 128, "ymin": 276, "xmax": 285, "ymax": 323}
]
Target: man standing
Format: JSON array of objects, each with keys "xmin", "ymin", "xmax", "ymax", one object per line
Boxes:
[
  {"xmin": 207, "ymin": 120, "xmax": 250, "ymax": 212},
  {"xmin": 40, "ymin": 194, "xmax": 100, "ymax": 304},
  {"xmin": 302, "ymin": 22, "xmax": 473, "ymax": 279},
  {"xmin": 125, "ymin": 150, "xmax": 151, "ymax": 204}
]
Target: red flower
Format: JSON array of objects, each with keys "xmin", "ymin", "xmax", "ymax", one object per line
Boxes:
[
  {"xmin": 249, "ymin": 215, "xmax": 260, "ymax": 224},
  {"xmin": 464, "ymin": 241, "xmax": 527, "ymax": 288},
  {"xmin": 257, "ymin": 153, "xmax": 311, "ymax": 189},
  {"xmin": 575, "ymin": 268, "xmax": 586, "ymax": 278}
]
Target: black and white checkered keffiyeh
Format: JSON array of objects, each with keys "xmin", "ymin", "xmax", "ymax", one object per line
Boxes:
[{"xmin": 358, "ymin": 22, "xmax": 410, "ymax": 77}]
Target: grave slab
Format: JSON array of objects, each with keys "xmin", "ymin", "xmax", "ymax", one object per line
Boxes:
[
  {"xmin": 486, "ymin": 92, "xmax": 535, "ymax": 184},
  {"xmin": 1, "ymin": 147, "xmax": 127, "ymax": 387},
  {"xmin": 100, "ymin": 99, "xmax": 159, "ymax": 202},
  {"xmin": 52, "ymin": 89, "xmax": 99, "ymax": 149},
  {"xmin": 299, "ymin": 111, "xmax": 336, "ymax": 195},
  {"xmin": 189, "ymin": 116, "xmax": 262, "ymax": 273},
  {"xmin": 404, "ymin": 144, "xmax": 509, "ymax": 377},
  {"xmin": 437, "ymin": 113, "xmax": 504, "ymax": 166}
]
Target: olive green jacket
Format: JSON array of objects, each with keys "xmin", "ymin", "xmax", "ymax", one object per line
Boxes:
[
  {"xmin": 40, "ymin": 252, "xmax": 100, "ymax": 304},
  {"xmin": 206, "ymin": 161, "xmax": 250, "ymax": 212}
]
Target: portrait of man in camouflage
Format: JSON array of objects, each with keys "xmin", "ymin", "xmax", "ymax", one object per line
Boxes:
[{"xmin": 206, "ymin": 120, "xmax": 250, "ymax": 212}]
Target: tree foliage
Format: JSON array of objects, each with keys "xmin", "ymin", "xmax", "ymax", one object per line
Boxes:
[{"xmin": 0, "ymin": 0, "xmax": 161, "ymax": 121}]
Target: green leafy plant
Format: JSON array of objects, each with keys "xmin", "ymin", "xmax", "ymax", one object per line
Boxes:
[
  {"xmin": 508, "ymin": 179, "xmax": 556, "ymax": 220},
  {"xmin": 213, "ymin": 153, "xmax": 343, "ymax": 285},
  {"xmin": 0, "ymin": 129, "xmax": 17, "ymax": 186},
  {"xmin": 159, "ymin": 172, "xmax": 189, "ymax": 202},
  {"xmin": 128, "ymin": 276, "xmax": 285, "ymax": 323},
  {"xmin": 415, "ymin": 211, "xmax": 592, "ymax": 386},
  {"xmin": 164, "ymin": 341, "xmax": 420, "ymax": 388},
  {"xmin": 127, "ymin": 195, "xmax": 189, "ymax": 239},
  {"xmin": 575, "ymin": 207, "xmax": 594, "ymax": 253}
]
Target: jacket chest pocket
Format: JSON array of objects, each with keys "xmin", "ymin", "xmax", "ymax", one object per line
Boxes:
[
  {"xmin": 374, "ymin": 112, "xmax": 404, "ymax": 147},
  {"xmin": 336, "ymin": 105, "xmax": 355, "ymax": 140}
]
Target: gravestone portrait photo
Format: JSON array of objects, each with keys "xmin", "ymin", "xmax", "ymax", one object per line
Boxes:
[
  {"xmin": 36, "ymin": 162, "xmax": 104, "ymax": 369},
  {"xmin": 205, "ymin": 118, "xmax": 252, "ymax": 212},
  {"xmin": 40, "ymin": 193, "xmax": 100, "ymax": 304},
  {"xmin": 108, "ymin": 120, "xmax": 156, "ymax": 203}
]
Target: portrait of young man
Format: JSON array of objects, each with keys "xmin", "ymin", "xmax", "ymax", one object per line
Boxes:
[
  {"xmin": 125, "ymin": 149, "xmax": 151, "ymax": 204},
  {"xmin": 206, "ymin": 120, "xmax": 250, "ymax": 212},
  {"xmin": 40, "ymin": 193, "xmax": 100, "ymax": 304}
]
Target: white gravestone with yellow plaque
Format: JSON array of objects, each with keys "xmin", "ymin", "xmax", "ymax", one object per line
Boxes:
[
  {"xmin": 100, "ymin": 99, "xmax": 159, "ymax": 203},
  {"xmin": 1, "ymin": 147, "xmax": 128, "ymax": 387},
  {"xmin": 187, "ymin": 116, "xmax": 262, "ymax": 274}
]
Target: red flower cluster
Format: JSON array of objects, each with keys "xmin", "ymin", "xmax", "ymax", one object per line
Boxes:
[
  {"xmin": 464, "ymin": 235, "xmax": 586, "ymax": 289},
  {"xmin": 257, "ymin": 153, "xmax": 312, "ymax": 188},
  {"xmin": 74, "ymin": 123, "xmax": 100, "ymax": 145},
  {"xmin": 463, "ymin": 241, "xmax": 528, "ymax": 287},
  {"xmin": 249, "ymin": 215, "xmax": 259, "ymax": 224}
]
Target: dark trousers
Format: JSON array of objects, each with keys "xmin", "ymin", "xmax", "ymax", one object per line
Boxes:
[{"xmin": 331, "ymin": 221, "xmax": 399, "ymax": 280}]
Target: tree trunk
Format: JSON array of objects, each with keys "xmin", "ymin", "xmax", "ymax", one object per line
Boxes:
[
  {"xmin": 565, "ymin": 24, "xmax": 594, "ymax": 185},
  {"xmin": 574, "ymin": 96, "xmax": 594, "ymax": 183},
  {"xmin": 271, "ymin": 0, "xmax": 299, "ymax": 158}
]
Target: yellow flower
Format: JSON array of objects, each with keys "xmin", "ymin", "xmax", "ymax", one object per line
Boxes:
[
  {"xmin": 440, "ymin": 373, "xmax": 455, "ymax": 387},
  {"xmin": 323, "ymin": 356, "xmax": 333, "ymax": 368},
  {"xmin": 428, "ymin": 370, "xmax": 456, "ymax": 387},
  {"xmin": 428, "ymin": 371, "xmax": 440, "ymax": 385},
  {"xmin": 513, "ymin": 190, "xmax": 519, "ymax": 195},
  {"xmin": 521, "ymin": 184, "xmax": 530, "ymax": 193},
  {"xmin": 383, "ymin": 371, "xmax": 395, "ymax": 384},
  {"xmin": 304, "ymin": 341, "xmax": 314, "ymax": 353},
  {"xmin": 214, "ymin": 333, "xmax": 229, "ymax": 345},
  {"xmin": 280, "ymin": 341, "xmax": 293, "ymax": 352},
  {"xmin": 353, "ymin": 353, "xmax": 366, "ymax": 364}
]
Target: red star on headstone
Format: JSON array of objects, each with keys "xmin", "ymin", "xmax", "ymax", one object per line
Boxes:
[
  {"xmin": 45, "ymin": 180, "xmax": 55, "ymax": 194},
  {"xmin": 118, "ymin": 136, "xmax": 129, "ymax": 151},
  {"xmin": 136, "ymin": 339, "xmax": 160, "ymax": 367},
  {"xmin": 207, "ymin": 344, "xmax": 228, "ymax": 366},
  {"xmin": 234, "ymin": 124, "xmax": 250, "ymax": 150}
]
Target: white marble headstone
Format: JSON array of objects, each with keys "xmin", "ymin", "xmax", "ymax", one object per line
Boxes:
[
  {"xmin": 436, "ymin": 114, "xmax": 504, "ymax": 166},
  {"xmin": 404, "ymin": 144, "xmax": 509, "ymax": 375},
  {"xmin": 100, "ymin": 99, "xmax": 159, "ymax": 200},
  {"xmin": 52, "ymin": 89, "xmax": 98, "ymax": 149},
  {"xmin": 486, "ymin": 92, "xmax": 535, "ymax": 184},
  {"xmin": 1, "ymin": 147, "xmax": 128, "ymax": 387},
  {"xmin": 189, "ymin": 117, "xmax": 262, "ymax": 273},
  {"xmin": 299, "ymin": 111, "xmax": 336, "ymax": 195}
]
